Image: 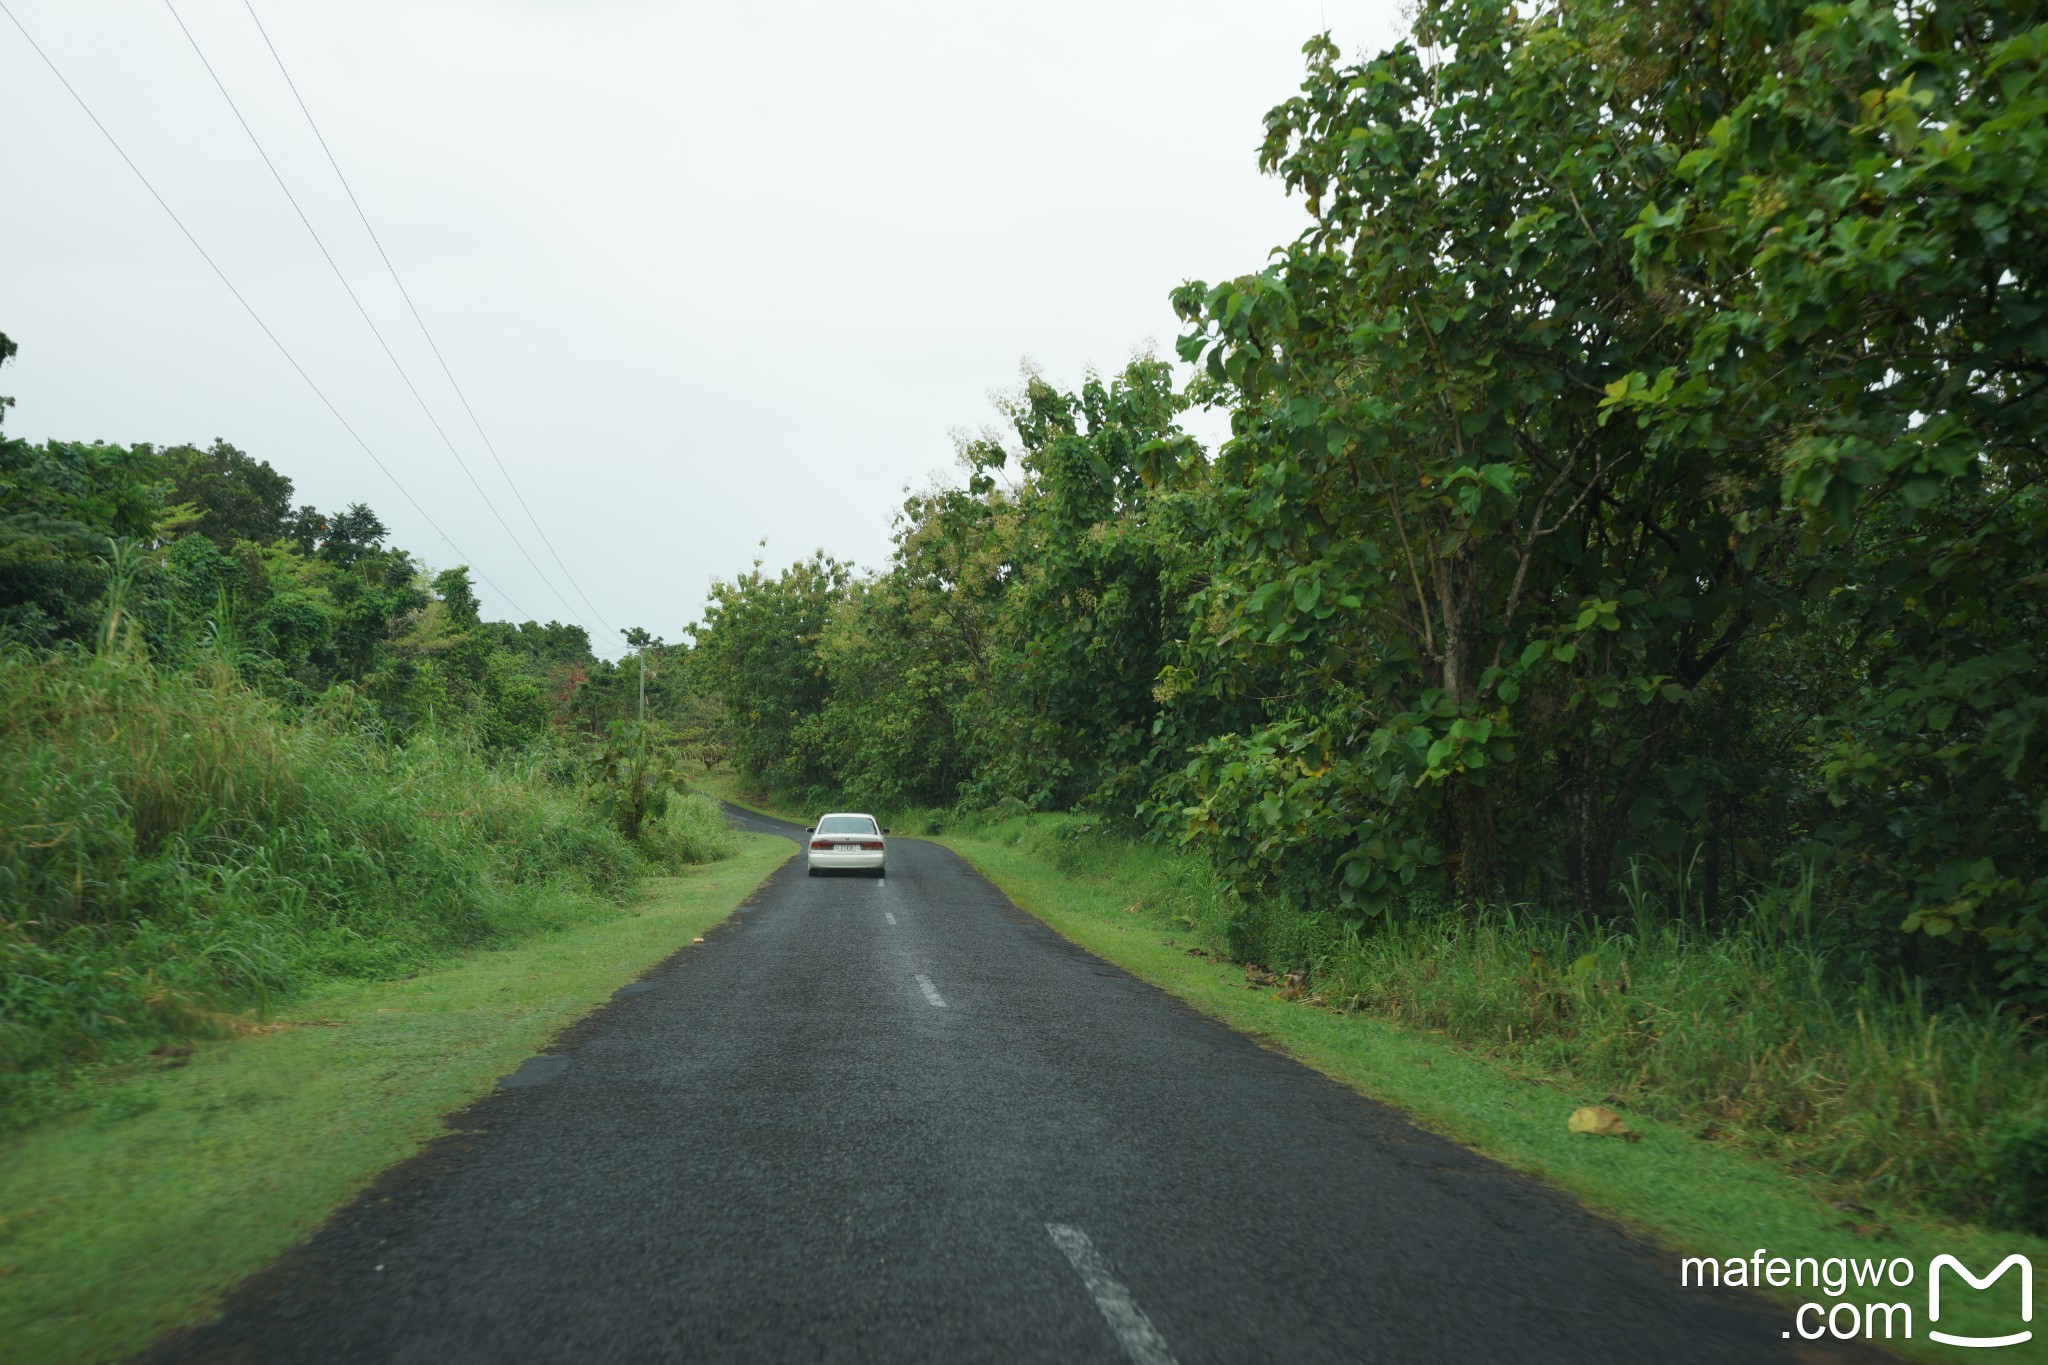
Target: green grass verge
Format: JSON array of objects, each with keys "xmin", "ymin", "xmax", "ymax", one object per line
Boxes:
[
  {"xmin": 936, "ymin": 819, "xmax": 2045, "ymax": 1363},
  {"xmin": 0, "ymin": 833, "xmax": 791, "ymax": 1365}
]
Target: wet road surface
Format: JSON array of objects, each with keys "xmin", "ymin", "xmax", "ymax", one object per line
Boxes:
[{"xmin": 150, "ymin": 805, "xmax": 1854, "ymax": 1363}]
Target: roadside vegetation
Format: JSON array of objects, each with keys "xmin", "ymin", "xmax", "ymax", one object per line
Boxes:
[
  {"xmin": 0, "ymin": 332, "xmax": 734, "ymax": 1129},
  {"xmin": 693, "ymin": 0, "xmax": 2048, "ymax": 1241}
]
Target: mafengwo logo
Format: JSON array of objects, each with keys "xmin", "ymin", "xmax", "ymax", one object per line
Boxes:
[
  {"xmin": 1929, "ymin": 1256, "xmax": 2034, "ymax": 1350},
  {"xmin": 1680, "ymin": 1249, "xmax": 2034, "ymax": 1347}
]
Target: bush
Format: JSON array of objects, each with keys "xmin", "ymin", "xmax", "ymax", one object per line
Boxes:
[
  {"xmin": 0, "ymin": 649, "xmax": 653, "ymax": 1124},
  {"xmin": 641, "ymin": 792, "xmax": 740, "ymax": 868},
  {"xmin": 1986, "ymin": 1104, "xmax": 2048, "ymax": 1236}
]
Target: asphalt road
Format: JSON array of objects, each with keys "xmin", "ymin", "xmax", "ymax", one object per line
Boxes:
[{"xmin": 151, "ymin": 808, "xmax": 1863, "ymax": 1364}]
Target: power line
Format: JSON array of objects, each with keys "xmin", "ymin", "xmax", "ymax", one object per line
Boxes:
[
  {"xmin": 0, "ymin": 0, "xmax": 531, "ymax": 620},
  {"xmin": 161, "ymin": 4, "xmax": 583, "ymax": 634},
  {"xmin": 161, "ymin": 0, "xmax": 594, "ymax": 635},
  {"xmin": 240, "ymin": 0, "xmax": 618, "ymax": 641}
]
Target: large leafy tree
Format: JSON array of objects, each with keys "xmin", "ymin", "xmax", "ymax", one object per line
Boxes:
[
  {"xmin": 690, "ymin": 551, "xmax": 853, "ymax": 790},
  {"xmin": 1615, "ymin": 0, "xmax": 2048, "ymax": 989},
  {"xmin": 159, "ymin": 440, "xmax": 295, "ymax": 549},
  {"xmin": 1169, "ymin": 2, "xmax": 1794, "ymax": 913},
  {"xmin": 974, "ymin": 358, "xmax": 1203, "ymax": 815},
  {"xmin": 0, "ymin": 439, "xmax": 165, "ymax": 647}
]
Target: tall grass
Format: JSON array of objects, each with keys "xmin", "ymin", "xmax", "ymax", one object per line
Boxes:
[
  {"xmin": 0, "ymin": 649, "xmax": 703, "ymax": 1125},
  {"xmin": 641, "ymin": 792, "xmax": 741, "ymax": 866},
  {"xmin": 964, "ymin": 814, "xmax": 2048, "ymax": 1234},
  {"xmin": 1314, "ymin": 911, "xmax": 2048, "ymax": 1230}
]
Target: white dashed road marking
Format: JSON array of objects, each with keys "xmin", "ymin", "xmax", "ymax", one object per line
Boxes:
[
  {"xmin": 1046, "ymin": 1224, "xmax": 1178, "ymax": 1365},
  {"xmin": 915, "ymin": 973, "xmax": 946, "ymax": 1007},
  {"xmin": 885, "ymin": 912, "xmax": 897, "ymax": 925}
]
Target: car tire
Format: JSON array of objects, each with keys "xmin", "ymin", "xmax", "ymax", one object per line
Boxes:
[{"xmin": 807, "ymin": 867, "xmax": 819, "ymax": 877}]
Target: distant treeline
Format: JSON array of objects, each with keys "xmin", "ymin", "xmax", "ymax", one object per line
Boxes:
[
  {"xmin": 0, "ymin": 382, "xmax": 703, "ymax": 742},
  {"xmin": 690, "ymin": 0, "xmax": 2048, "ymax": 1000}
]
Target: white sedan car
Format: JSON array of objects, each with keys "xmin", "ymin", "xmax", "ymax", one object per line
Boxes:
[{"xmin": 806, "ymin": 812, "xmax": 887, "ymax": 877}]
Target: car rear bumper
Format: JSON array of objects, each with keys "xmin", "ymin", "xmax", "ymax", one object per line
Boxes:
[{"xmin": 807, "ymin": 848, "xmax": 885, "ymax": 872}]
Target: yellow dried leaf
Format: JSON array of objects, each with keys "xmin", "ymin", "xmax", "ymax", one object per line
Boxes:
[{"xmin": 1568, "ymin": 1105, "xmax": 1639, "ymax": 1142}]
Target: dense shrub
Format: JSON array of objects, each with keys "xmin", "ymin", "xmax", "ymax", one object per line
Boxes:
[
  {"xmin": 641, "ymin": 792, "xmax": 741, "ymax": 867},
  {"xmin": 0, "ymin": 649, "xmax": 655, "ymax": 1121}
]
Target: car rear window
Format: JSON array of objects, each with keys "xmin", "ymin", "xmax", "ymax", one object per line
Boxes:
[{"xmin": 816, "ymin": 816, "xmax": 878, "ymax": 835}]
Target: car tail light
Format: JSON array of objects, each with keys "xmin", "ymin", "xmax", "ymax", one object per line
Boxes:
[
  {"xmin": 858, "ymin": 841, "xmax": 884, "ymax": 850},
  {"xmin": 810, "ymin": 840, "xmax": 831, "ymax": 850}
]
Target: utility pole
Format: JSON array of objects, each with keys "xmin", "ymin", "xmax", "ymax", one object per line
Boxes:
[{"xmin": 622, "ymin": 627, "xmax": 656, "ymax": 725}]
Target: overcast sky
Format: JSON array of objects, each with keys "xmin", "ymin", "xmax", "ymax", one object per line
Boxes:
[{"xmin": 4, "ymin": 0, "xmax": 1405, "ymax": 657}]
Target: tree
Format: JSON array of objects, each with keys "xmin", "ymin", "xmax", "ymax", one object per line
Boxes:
[
  {"xmin": 1614, "ymin": 0, "xmax": 2048, "ymax": 991},
  {"xmin": 689, "ymin": 551, "xmax": 852, "ymax": 792},
  {"xmin": 320, "ymin": 504, "xmax": 389, "ymax": 568},
  {"xmin": 976, "ymin": 358, "xmax": 1204, "ymax": 815},
  {"xmin": 432, "ymin": 565, "xmax": 482, "ymax": 628},
  {"xmin": 0, "ymin": 439, "xmax": 166, "ymax": 647},
  {"xmin": 1168, "ymin": 5, "xmax": 1794, "ymax": 913},
  {"xmin": 160, "ymin": 440, "xmax": 294, "ymax": 549}
]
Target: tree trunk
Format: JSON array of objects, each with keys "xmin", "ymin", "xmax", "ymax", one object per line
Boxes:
[
  {"xmin": 1557, "ymin": 742, "xmax": 1602, "ymax": 920},
  {"xmin": 1449, "ymin": 779, "xmax": 1497, "ymax": 907},
  {"xmin": 1436, "ymin": 557, "xmax": 1496, "ymax": 909}
]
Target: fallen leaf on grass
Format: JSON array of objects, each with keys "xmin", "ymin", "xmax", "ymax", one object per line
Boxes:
[
  {"xmin": 1567, "ymin": 1105, "xmax": 1639, "ymax": 1142},
  {"xmin": 692, "ymin": 937, "xmax": 705, "ymax": 944}
]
